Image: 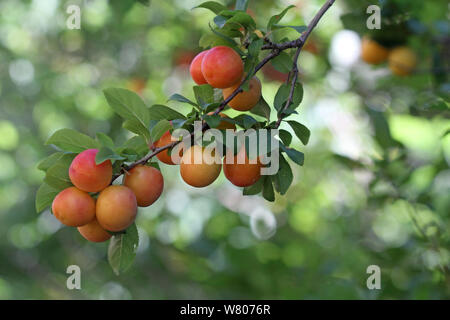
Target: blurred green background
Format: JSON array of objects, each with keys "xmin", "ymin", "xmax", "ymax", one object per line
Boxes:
[{"xmin": 0, "ymin": 0, "xmax": 449, "ymax": 299}]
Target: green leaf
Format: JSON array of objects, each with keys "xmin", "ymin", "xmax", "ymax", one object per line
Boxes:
[
  {"xmin": 44, "ymin": 153, "xmax": 76, "ymax": 190},
  {"xmin": 214, "ymin": 15, "xmax": 228, "ymax": 28},
  {"xmin": 271, "ymin": 51, "xmax": 292, "ymax": 73},
  {"xmin": 287, "ymin": 121, "xmax": 310, "ymax": 145},
  {"xmin": 96, "ymin": 133, "xmax": 115, "ymax": 149},
  {"xmin": 226, "ymin": 12, "xmax": 256, "ymax": 30},
  {"xmin": 267, "ymin": 5, "xmax": 295, "ymax": 30},
  {"xmin": 272, "ymin": 24, "xmax": 307, "ymax": 34},
  {"xmin": 208, "ymin": 24, "xmax": 242, "ymax": 53},
  {"xmin": 108, "ymin": 223, "xmax": 139, "ymax": 276},
  {"xmin": 148, "ymin": 104, "xmax": 186, "ymax": 121},
  {"xmin": 235, "ymin": 0, "xmax": 249, "ymax": 11},
  {"xmin": 204, "ymin": 114, "xmax": 222, "ymax": 128},
  {"xmin": 150, "ymin": 119, "xmax": 172, "ymax": 142},
  {"xmin": 95, "ymin": 147, "xmax": 126, "ymax": 165},
  {"xmin": 233, "ymin": 114, "xmax": 257, "ymax": 129},
  {"xmin": 35, "ymin": 182, "xmax": 59, "ymax": 213},
  {"xmin": 248, "ymin": 38, "xmax": 263, "ymax": 58},
  {"xmin": 243, "ymin": 177, "xmax": 263, "ymax": 195},
  {"xmin": 262, "ymin": 176, "xmax": 275, "ymax": 202},
  {"xmin": 271, "ymin": 153, "xmax": 293, "ymax": 195},
  {"xmin": 193, "ymin": 84, "xmax": 215, "ymax": 107},
  {"xmin": 194, "ymin": 1, "xmax": 227, "ymax": 14},
  {"xmin": 250, "ymin": 97, "xmax": 271, "ymax": 122},
  {"xmin": 45, "ymin": 129, "xmax": 99, "ymax": 153},
  {"xmin": 199, "ymin": 33, "xmax": 234, "ymax": 49},
  {"xmin": 274, "ymin": 82, "xmax": 303, "ymax": 112},
  {"xmin": 118, "ymin": 136, "xmax": 149, "ymax": 158},
  {"xmin": 122, "ymin": 119, "xmax": 151, "ymax": 141},
  {"xmin": 37, "ymin": 152, "xmax": 66, "ymax": 172},
  {"xmin": 103, "ymin": 88, "xmax": 150, "ymax": 139},
  {"xmin": 281, "ymin": 144, "xmax": 304, "ymax": 166},
  {"xmin": 278, "ymin": 129, "xmax": 292, "ymax": 146},
  {"xmin": 168, "ymin": 94, "xmax": 198, "ymax": 107}
]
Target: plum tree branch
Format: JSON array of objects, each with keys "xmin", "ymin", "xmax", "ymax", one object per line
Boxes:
[{"xmin": 112, "ymin": 0, "xmax": 335, "ymax": 182}]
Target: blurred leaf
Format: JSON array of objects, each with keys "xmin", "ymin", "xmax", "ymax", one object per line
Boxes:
[
  {"xmin": 267, "ymin": 5, "xmax": 295, "ymax": 30},
  {"xmin": 272, "ymin": 24, "xmax": 307, "ymax": 33},
  {"xmin": 235, "ymin": 0, "xmax": 249, "ymax": 11},
  {"xmin": 35, "ymin": 182, "xmax": 59, "ymax": 213},
  {"xmin": 333, "ymin": 154, "xmax": 366, "ymax": 169},
  {"xmin": 45, "ymin": 129, "xmax": 99, "ymax": 153},
  {"xmin": 287, "ymin": 121, "xmax": 310, "ymax": 145},
  {"xmin": 108, "ymin": 223, "xmax": 139, "ymax": 276},
  {"xmin": 194, "ymin": 1, "xmax": 227, "ymax": 14},
  {"xmin": 214, "ymin": 15, "xmax": 228, "ymax": 28}
]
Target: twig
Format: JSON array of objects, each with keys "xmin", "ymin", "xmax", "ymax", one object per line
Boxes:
[{"xmin": 112, "ymin": 0, "xmax": 336, "ymax": 182}]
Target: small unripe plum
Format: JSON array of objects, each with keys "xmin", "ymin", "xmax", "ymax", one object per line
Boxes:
[
  {"xmin": 77, "ymin": 219, "xmax": 112, "ymax": 242},
  {"xmin": 361, "ymin": 37, "xmax": 389, "ymax": 65},
  {"xmin": 190, "ymin": 50, "xmax": 209, "ymax": 85},
  {"xmin": 152, "ymin": 130, "xmax": 182, "ymax": 165},
  {"xmin": 388, "ymin": 47, "xmax": 417, "ymax": 76},
  {"xmin": 96, "ymin": 185, "xmax": 137, "ymax": 232},
  {"xmin": 180, "ymin": 145, "xmax": 222, "ymax": 188},
  {"xmin": 52, "ymin": 187, "xmax": 96, "ymax": 227},
  {"xmin": 222, "ymin": 77, "xmax": 261, "ymax": 111},
  {"xmin": 207, "ymin": 112, "xmax": 236, "ymax": 130},
  {"xmin": 123, "ymin": 164, "xmax": 164, "ymax": 207},
  {"xmin": 69, "ymin": 149, "xmax": 112, "ymax": 193},
  {"xmin": 201, "ymin": 46, "xmax": 244, "ymax": 88},
  {"xmin": 223, "ymin": 149, "xmax": 263, "ymax": 187}
]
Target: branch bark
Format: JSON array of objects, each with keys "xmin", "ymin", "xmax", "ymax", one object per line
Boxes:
[{"xmin": 112, "ymin": 0, "xmax": 336, "ymax": 182}]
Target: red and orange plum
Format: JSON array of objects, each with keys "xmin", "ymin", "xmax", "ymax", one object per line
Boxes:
[
  {"xmin": 69, "ymin": 149, "xmax": 112, "ymax": 193},
  {"xmin": 96, "ymin": 185, "xmax": 138, "ymax": 232},
  {"xmin": 52, "ymin": 187, "xmax": 96, "ymax": 227}
]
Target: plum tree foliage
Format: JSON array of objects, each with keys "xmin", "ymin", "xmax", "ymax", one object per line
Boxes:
[{"xmin": 33, "ymin": 0, "xmax": 449, "ymax": 284}]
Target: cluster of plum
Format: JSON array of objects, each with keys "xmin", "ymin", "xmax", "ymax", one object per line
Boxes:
[
  {"xmin": 51, "ymin": 46, "xmax": 266, "ymax": 242},
  {"xmin": 360, "ymin": 37, "xmax": 417, "ymax": 76},
  {"xmin": 52, "ymin": 149, "xmax": 163, "ymax": 242},
  {"xmin": 153, "ymin": 45, "xmax": 265, "ymax": 188}
]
